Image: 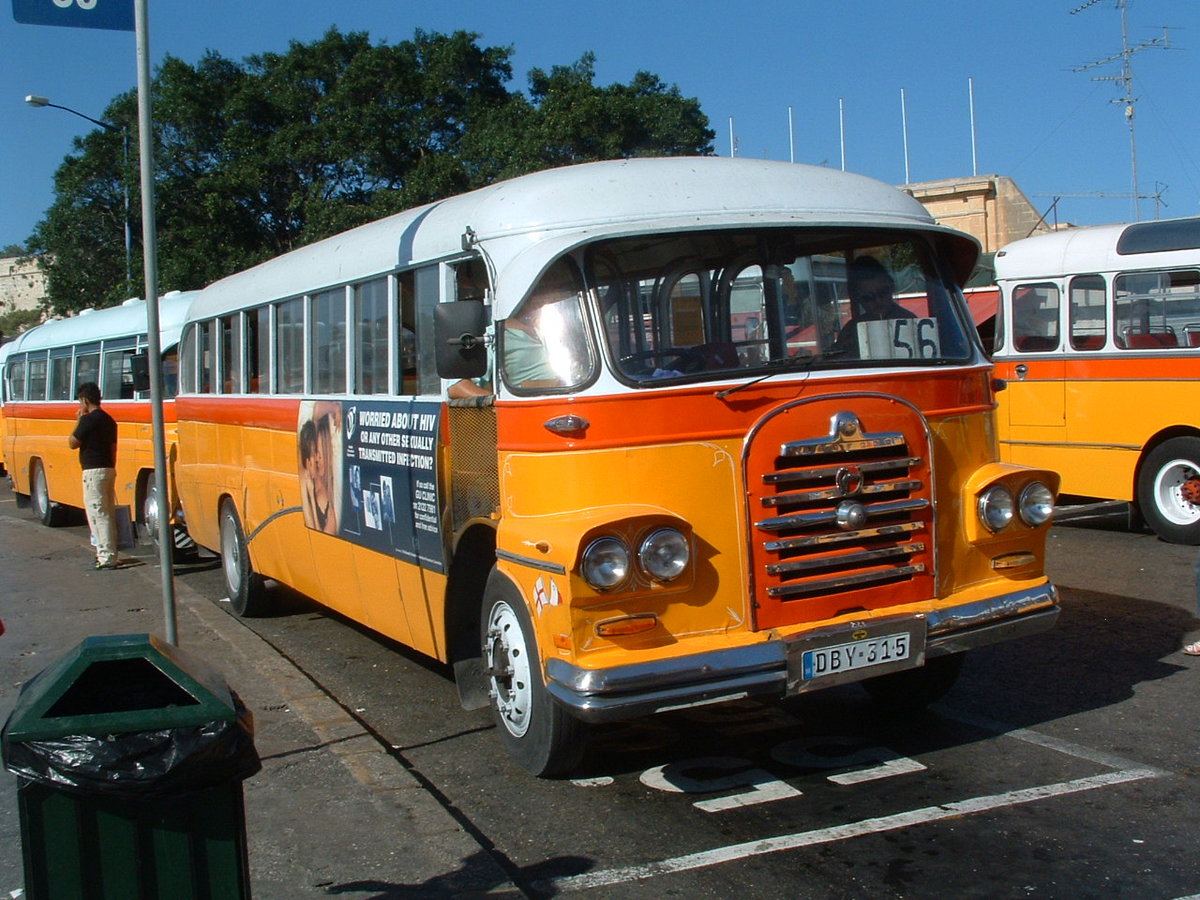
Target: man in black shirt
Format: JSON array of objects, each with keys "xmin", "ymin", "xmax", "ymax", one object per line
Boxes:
[{"xmin": 68, "ymin": 382, "xmax": 119, "ymax": 569}]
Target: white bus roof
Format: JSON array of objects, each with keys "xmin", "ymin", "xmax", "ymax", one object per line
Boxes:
[
  {"xmin": 190, "ymin": 157, "xmax": 978, "ymax": 320},
  {"xmin": 5, "ymin": 291, "xmax": 197, "ymax": 356},
  {"xmin": 995, "ymin": 215, "xmax": 1200, "ymax": 282}
]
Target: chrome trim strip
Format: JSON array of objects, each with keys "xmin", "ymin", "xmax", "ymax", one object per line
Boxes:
[
  {"xmin": 756, "ymin": 497, "xmax": 928, "ymax": 532},
  {"xmin": 495, "ymin": 548, "xmax": 567, "ymax": 575},
  {"xmin": 545, "ymin": 582, "xmax": 1059, "ymax": 723}
]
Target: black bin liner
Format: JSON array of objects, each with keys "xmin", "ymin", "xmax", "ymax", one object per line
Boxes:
[{"xmin": 2, "ymin": 633, "xmax": 260, "ymax": 798}]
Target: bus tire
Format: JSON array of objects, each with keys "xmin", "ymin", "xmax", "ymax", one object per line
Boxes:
[
  {"xmin": 1136, "ymin": 437, "xmax": 1200, "ymax": 545},
  {"xmin": 860, "ymin": 652, "xmax": 964, "ymax": 713},
  {"xmin": 219, "ymin": 499, "xmax": 270, "ymax": 616},
  {"xmin": 480, "ymin": 571, "xmax": 585, "ymax": 777},
  {"xmin": 143, "ymin": 479, "xmax": 197, "ymax": 562},
  {"xmin": 30, "ymin": 461, "xmax": 63, "ymax": 527}
]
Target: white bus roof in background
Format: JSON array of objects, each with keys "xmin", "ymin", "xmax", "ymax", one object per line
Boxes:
[
  {"xmin": 4, "ymin": 291, "xmax": 198, "ymax": 356},
  {"xmin": 995, "ymin": 215, "xmax": 1200, "ymax": 282},
  {"xmin": 190, "ymin": 157, "xmax": 979, "ymax": 320}
]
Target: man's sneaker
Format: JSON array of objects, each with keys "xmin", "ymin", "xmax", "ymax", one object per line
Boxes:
[{"xmin": 93, "ymin": 559, "xmax": 120, "ymax": 570}]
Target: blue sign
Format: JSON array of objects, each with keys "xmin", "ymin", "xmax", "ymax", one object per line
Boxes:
[{"xmin": 12, "ymin": 0, "xmax": 134, "ymax": 32}]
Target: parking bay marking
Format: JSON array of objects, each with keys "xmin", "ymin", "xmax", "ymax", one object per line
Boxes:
[{"xmin": 541, "ymin": 711, "xmax": 1168, "ymax": 894}]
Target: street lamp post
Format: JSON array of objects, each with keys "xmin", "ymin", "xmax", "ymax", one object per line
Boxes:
[{"xmin": 25, "ymin": 93, "xmax": 133, "ymax": 298}]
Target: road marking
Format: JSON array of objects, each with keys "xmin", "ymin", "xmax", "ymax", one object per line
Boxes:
[{"xmin": 539, "ymin": 767, "xmax": 1161, "ymax": 893}]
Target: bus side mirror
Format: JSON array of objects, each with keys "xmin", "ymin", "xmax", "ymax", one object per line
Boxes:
[
  {"xmin": 434, "ymin": 300, "xmax": 489, "ymax": 379},
  {"xmin": 131, "ymin": 353, "xmax": 151, "ymax": 392}
]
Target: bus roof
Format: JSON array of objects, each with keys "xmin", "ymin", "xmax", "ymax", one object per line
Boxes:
[
  {"xmin": 995, "ymin": 215, "xmax": 1200, "ymax": 282},
  {"xmin": 5, "ymin": 291, "xmax": 198, "ymax": 356},
  {"xmin": 189, "ymin": 157, "xmax": 979, "ymax": 320}
]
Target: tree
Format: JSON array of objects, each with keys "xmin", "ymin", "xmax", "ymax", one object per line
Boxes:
[{"xmin": 27, "ymin": 29, "xmax": 713, "ymax": 314}]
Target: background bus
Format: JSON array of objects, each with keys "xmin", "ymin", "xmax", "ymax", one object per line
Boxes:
[
  {"xmin": 174, "ymin": 157, "xmax": 1059, "ymax": 775},
  {"xmin": 1, "ymin": 292, "xmax": 196, "ymax": 551},
  {"xmin": 0, "ymin": 338, "xmax": 14, "ymax": 477},
  {"xmin": 993, "ymin": 216, "xmax": 1200, "ymax": 543}
]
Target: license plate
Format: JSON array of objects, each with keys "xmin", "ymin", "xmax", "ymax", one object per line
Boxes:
[{"xmin": 801, "ymin": 632, "xmax": 912, "ymax": 680}]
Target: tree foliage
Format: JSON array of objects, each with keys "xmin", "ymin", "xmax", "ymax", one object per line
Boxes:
[{"xmin": 27, "ymin": 29, "xmax": 713, "ymax": 314}]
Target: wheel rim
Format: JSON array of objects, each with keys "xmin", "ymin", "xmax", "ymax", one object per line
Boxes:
[
  {"xmin": 220, "ymin": 511, "xmax": 243, "ymax": 594},
  {"xmin": 143, "ymin": 483, "xmax": 161, "ymax": 545},
  {"xmin": 33, "ymin": 466, "xmax": 48, "ymax": 517},
  {"xmin": 1151, "ymin": 458, "xmax": 1200, "ymax": 526},
  {"xmin": 484, "ymin": 600, "xmax": 533, "ymax": 738}
]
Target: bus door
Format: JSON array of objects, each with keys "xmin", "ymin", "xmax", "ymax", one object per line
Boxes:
[{"xmin": 1002, "ymin": 282, "xmax": 1065, "ymax": 435}]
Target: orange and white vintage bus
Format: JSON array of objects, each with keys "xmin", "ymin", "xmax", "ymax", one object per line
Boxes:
[
  {"xmin": 1, "ymin": 292, "xmax": 196, "ymax": 550},
  {"xmin": 993, "ymin": 216, "xmax": 1200, "ymax": 544},
  {"xmin": 0, "ymin": 339, "xmax": 15, "ymax": 477},
  {"xmin": 175, "ymin": 157, "xmax": 1059, "ymax": 775}
]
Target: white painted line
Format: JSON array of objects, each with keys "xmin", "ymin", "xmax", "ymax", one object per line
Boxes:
[
  {"xmin": 933, "ymin": 705, "xmax": 1171, "ymax": 776},
  {"xmin": 539, "ymin": 767, "xmax": 1161, "ymax": 893}
]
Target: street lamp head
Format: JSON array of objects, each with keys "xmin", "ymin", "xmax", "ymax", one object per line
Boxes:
[{"xmin": 25, "ymin": 94, "xmax": 50, "ymax": 108}]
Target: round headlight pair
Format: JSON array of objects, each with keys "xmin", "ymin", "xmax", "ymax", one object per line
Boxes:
[
  {"xmin": 978, "ymin": 481, "xmax": 1055, "ymax": 532},
  {"xmin": 581, "ymin": 528, "xmax": 690, "ymax": 591}
]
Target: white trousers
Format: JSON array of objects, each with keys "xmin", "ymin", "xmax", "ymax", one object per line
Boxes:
[{"xmin": 82, "ymin": 467, "xmax": 118, "ymax": 565}]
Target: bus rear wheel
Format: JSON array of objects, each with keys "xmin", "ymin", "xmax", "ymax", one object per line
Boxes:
[
  {"xmin": 219, "ymin": 499, "xmax": 270, "ymax": 616},
  {"xmin": 1137, "ymin": 437, "xmax": 1200, "ymax": 545},
  {"xmin": 143, "ymin": 480, "xmax": 197, "ymax": 562},
  {"xmin": 480, "ymin": 571, "xmax": 585, "ymax": 777},
  {"xmin": 30, "ymin": 462, "xmax": 63, "ymax": 527}
]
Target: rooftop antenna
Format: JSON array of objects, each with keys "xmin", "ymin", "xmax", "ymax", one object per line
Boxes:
[
  {"xmin": 839, "ymin": 98, "xmax": 846, "ymax": 171},
  {"xmin": 968, "ymin": 77, "xmax": 978, "ymax": 176},
  {"xmin": 788, "ymin": 106, "xmax": 795, "ymax": 164},
  {"xmin": 1071, "ymin": 0, "xmax": 1171, "ymax": 221},
  {"xmin": 900, "ymin": 88, "xmax": 911, "ymax": 184}
]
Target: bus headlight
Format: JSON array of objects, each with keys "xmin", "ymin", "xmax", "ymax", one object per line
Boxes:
[
  {"xmin": 1019, "ymin": 481, "xmax": 1055, "ymax": 527},
  {"xmin": 581, "ymin": 537, "xmax": 630, "ymax": 590},
  {"xmin": 978, "ymin": 485, "xmax": 1015, "ymax": 532},
  {"xmin": 638, "ymin": 528, "xmax": 690, "ymax": 582}
]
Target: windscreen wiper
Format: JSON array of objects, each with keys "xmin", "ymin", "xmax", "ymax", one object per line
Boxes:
[{"xmin": 714, "ymin": 352, "xmax": 819, "ymax": 399}]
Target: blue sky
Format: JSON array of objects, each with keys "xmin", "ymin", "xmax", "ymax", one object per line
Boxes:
[{"xmin": 2, "ymin": 0, "xmax": 1198, "ymax": 251}]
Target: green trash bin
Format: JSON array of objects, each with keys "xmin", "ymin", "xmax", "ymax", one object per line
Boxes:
[{"xmin": 2, "ymin": 634, "xmax": 260, "ymax": 900}]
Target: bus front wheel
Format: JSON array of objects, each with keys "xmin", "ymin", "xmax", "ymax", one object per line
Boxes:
[
  {"xmin": 30, "ymin": 462, "xmax": 63, "ymax": 527},
  {"xmin": 480, "ymin": 571, "xmax": 585, "ymax": 777},
  {"xmin": 1137, "ymin": 437, "xmax": 1200, "ymax": 545},
  {"xmin": 219, "ymin": 499, "xmax": 270, "ymax": 616}
]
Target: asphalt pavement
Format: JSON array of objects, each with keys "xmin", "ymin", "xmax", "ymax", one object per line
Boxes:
[{"xmin": 0, "ymin": 496, "xmax": 524, "ymax": 899}]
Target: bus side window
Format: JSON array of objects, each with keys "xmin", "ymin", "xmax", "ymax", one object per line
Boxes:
[
  {"xmin": 1069, "ymin": 274, "xmax": 1106, "ymax": 351},
  {"xmin": 276, "ymin": 298, "xmax": 304, "ymax": 394},
  {"xmin": 75, "ymin": 352, "xmax": 100, "ymax": 393},
  {"xmin": 27, "ymin": 354, "xmax": 48, "ymax": 401},
  {"xmin": 354, "ymin": 278, "xmax": 389, "ymax": 395},
  {"xmin": 7, "ymin": 358, "xmax": 26, "ymax": 401},
  {"xmin": 1012, "ymin": 283, "xmax": 1060, "ymax": 353}
]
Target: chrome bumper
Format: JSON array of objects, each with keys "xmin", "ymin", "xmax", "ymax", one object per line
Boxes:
[{"xmin": 545, "ymin": 583, "xmax": 1059, "ymax": 723}]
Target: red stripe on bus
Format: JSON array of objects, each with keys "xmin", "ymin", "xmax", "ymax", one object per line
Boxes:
[
  {"xmin": 175, "ymin": 395, "xmax": 302, "ymax": 430},
  {"xmin": 3, "ymin": 401, "xmax": 176, "ymax": 425},
  {"xmin": 496, "ymin": 369, "xmax": 994, "ymax": 451}
]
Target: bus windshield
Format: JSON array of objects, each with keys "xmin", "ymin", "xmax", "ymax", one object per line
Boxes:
[{"xmin": 585, "ymin": 228, "xmax": 973, "ymax": 385}]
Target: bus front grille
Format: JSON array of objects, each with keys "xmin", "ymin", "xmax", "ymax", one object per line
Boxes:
[{"xmin": 746, "ymin": 401, "xmax": 936, "ymax": 630}]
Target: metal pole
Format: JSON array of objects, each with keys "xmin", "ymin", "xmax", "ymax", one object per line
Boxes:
[
  {"xmin": 900, "ymin": 87, "xmax": 911, "ymax": 184},
  {"xmin": 133, "ymin": 0, "xmax": 178, "ymax": 644}
]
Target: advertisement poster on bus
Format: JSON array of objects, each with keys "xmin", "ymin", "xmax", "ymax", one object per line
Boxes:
[{"xmin": 297, "ymin": 399, "xmax": 444, "ymax": 572}]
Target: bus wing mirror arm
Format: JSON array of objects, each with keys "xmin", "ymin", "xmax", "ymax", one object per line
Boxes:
[{"xmin": 434, "ymin": 300, "xmax": 490, "ymax": 379}]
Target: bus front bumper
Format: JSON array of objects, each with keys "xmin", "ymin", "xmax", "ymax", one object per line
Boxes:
[{"xmin": 545, "ymin": 583, "xmax": 1059, "ymax": 724}]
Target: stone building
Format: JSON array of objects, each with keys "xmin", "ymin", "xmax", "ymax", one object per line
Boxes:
[
  {"xmin": 0, "ymin": 255, "xmax": 47, "ymax": 314},
  {"xmin": 903, "ymin": 174, "xmax": 1055, "ymax": 254}
]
